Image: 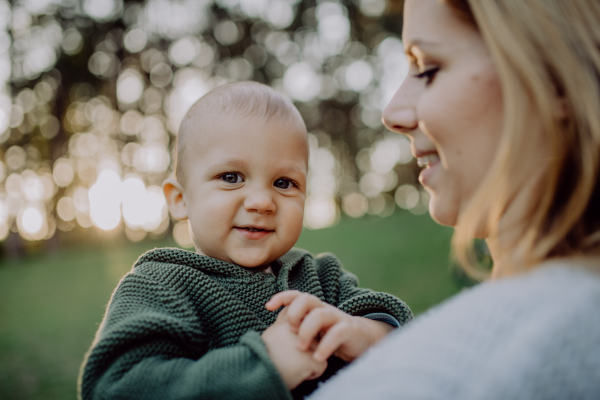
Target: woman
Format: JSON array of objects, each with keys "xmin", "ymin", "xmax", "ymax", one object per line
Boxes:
[{"xmin": 307, "ymin": 0, "xmax": 600, "ymax": 398}]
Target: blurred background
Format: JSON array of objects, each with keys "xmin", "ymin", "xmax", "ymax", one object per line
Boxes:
[{"xmin": 0, "ymin": 0, "xmax": 471, "ymax": 398}]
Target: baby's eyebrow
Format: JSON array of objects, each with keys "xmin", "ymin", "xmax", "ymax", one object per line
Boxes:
[
  {"xmin": 209, "ymin": 158, "xmax": 249, "ymax": 171},
  {"xmin": 277, "ymin": 166, "xmax": 307, "ymax": 177}
]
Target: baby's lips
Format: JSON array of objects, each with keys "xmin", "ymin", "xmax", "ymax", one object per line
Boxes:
[
  {"xmin": 235, "ymin": 223, "xmax": 275, "ymax": 231},
  {"xmin": 234, "ymin": 226, "xmax": 273, "ymax": 240}
]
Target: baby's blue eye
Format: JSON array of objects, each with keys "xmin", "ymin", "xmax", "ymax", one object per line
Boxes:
[
  {"xmin": 274, "ymin": 178, "xmax": 293, "ymax": 189},
  {"xmin": 221, "ymin": 173, "xmax": 243, "ymax": 184}
]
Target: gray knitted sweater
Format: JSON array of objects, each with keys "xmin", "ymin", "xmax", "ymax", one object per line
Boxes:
[
  {"xmin": 309, "ymin": 261, "xmax": 600, "ymax": 399},
  {"xmin": 79, "ymin": 247, "xmax": 412, "ymax": 400}
]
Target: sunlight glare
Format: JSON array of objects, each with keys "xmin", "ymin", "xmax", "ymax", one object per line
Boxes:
[
  {"xmin": 304, "ymin": 195, "xmax": 338, "ymax": 230},
  {"xmin": 89, "ymin": 170, "xmax": 122, "ymax": 231},
  {"xmin": 18, "ymin": 205, "xmax": 48, "ymax": 240}
]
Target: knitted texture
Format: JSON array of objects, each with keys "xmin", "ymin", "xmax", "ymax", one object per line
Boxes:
[
  {"xmin": 79, "ymin": 247, "xmax": 412, "ymax": 400},
  {"xmin": 309, "ymin": 262, "xmax": 600, "ymax": 400}
]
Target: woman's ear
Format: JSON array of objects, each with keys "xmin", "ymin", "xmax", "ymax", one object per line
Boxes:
[{"xmin": 163, "ymin": 178, "xmax": 188, "ymax": 220}]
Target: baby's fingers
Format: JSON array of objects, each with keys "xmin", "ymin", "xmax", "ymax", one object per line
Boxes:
[
  {"xmin": 285, "ymin": 293, "xmax": 325, "ymax": 331},
  {"xmin": 265, "ymin": 290, "xmax": 303, "ymax": 311},
  {"xmin": 313, "ymin": 324, "xmax": 351, "ymax": 362},
  {"xmin": 306, "ymin": 358, "xmax": 328, "ymax": 381},
  {"xmin": 297, "ymin": 308, "xmax": 338, "ymax": 350}
]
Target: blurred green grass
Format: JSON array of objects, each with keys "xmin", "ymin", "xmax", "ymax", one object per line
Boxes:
[{"xmin": 0, "ymin": 211, "xmax": 463, "ymax": 400}]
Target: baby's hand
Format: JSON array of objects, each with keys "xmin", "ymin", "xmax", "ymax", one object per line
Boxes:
[
  {"xmin": 261, "ymin": 307, "xmax": 327, "ymax": 390},
  {"xmin": 266, "ymin": 291, "xmax": 394, "ymax": 363}
]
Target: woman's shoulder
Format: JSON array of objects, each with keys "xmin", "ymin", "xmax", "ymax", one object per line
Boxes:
[
  {"xmin": 453, "ymin": 259, "xmax": 600, "ymax": 312},
  {"xmin": 413, "ymin": 260, "xmax": 600, "ymax": 352},
  {"xmin": 422, "ymin": 259, "xmax": 599, "ymax": 313},
  {"xmin": 309, "ymin": 261, "xmax": 600, "ymax": 400}
]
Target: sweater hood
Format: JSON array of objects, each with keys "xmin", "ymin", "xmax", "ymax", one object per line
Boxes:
[{"xmin": 133, "ymin": 247, "xmax": 310, "ymax": 281}]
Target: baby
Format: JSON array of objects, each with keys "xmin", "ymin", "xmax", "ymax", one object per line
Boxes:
[{"xmin": 78, "ymin": 82, "xmax": 412, "ymax": 400}]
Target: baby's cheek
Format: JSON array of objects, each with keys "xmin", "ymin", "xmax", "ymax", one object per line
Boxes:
[{"xmin": 286, "ymin": 203, "xmax": 305, "ymax": 240}]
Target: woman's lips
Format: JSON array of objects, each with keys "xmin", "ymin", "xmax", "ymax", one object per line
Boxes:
[
  {"xmin": 417, "ymin": 153, "xmax": 441, "ymax": 186},
  {"xmin": 235, "ymin": 227, "xmax": 274, "ymax": 240},
  {"xmin": 416, "ymin": 153, "xmax": 440, "ymax": 168}
]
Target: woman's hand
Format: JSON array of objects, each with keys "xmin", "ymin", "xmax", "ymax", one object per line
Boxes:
[
  {"xmin": 266, "ymin": 291, "xmax": 394, "ymax": 362},
  {"xmin": 261, "ymin": 306, "xmax": 328, "ymax": 389}
]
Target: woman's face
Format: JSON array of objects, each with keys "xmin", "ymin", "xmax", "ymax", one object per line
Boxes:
[{"xmin": 383, "ymin": 0, "xmax": 504, "ymax": 227}]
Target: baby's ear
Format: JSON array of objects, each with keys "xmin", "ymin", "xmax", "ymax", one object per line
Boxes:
[{"xmin": 163, "ymin": 178, "xmax": 188, "ymax": 220}]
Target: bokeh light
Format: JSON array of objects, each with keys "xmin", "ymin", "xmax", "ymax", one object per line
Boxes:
[
  {"xmin": 53, "ymin": 158, "xmax": 74, "ymax": 187},
  {"xmin": 17, "ymin": 204, "xmax": 48, "ymax": 241},
  {"xmin": 83, "ymin": 0, "xmax": 123, "ymax": 22},
  {"xmin": 117, "ymin": 69, "xmax": 145, "ymax": 104},
  {"xmin": 124, "ymin": 28, "xmax": 148, "ymax": 53},
  {"xmin": 121, "ymin": 176, "xmax": 167, "ymax": 232},
  {"xmin": 173, "ymin": 220, "xmax": 193, "ymax": 248},
  {"xmin": 61, "ymin": 28, "xmax": 83, "ymax": 55},
  {"xmin": 304, "ymin": 195, "xmax": 338, "ymax": 230},
  {"xmin": 1, "ymin": 0, "xmax": 420, "ymax": 248},
  {"xmin": 342, "ymin": 192, "xmax": 368, "ymax": 219},
  {"xmin": 56, "ymin": 196, "xmax": 76, "ymax": 222},
  {"xmin": 89, "ymin": 170, "xmax": 122, "ymax": 231},
  {"xmin": 284, "ymin": 62, "xmax": 321, "ymax": 102}
]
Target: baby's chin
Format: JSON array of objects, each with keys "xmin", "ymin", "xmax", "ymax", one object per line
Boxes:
[
  {"xmin": 232, "ymin": 256, "xmax": 277, "ymax": 269},
  {"xmin": 196, "ymin": 244, "xmax": 289, "ymax": 269},
  {"xmin": 228, "ymin": 249, "xmax": 286, "ymax": 269}
]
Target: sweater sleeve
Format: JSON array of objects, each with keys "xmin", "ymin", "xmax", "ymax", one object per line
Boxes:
[
  {"xmin": 314, "ymin": 253, "xmax": 412, "ymax": 326},
  {"xmin": 79, "ymin": 273, "xmax": 291, "ymax": 400}
]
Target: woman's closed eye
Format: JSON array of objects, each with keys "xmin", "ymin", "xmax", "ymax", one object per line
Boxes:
[
  {"xmin": 414, "ymin": 66, "xmax": 440, "ymax": 85},
  {"xmin": 273, "ymin": 178, "xmax": 298, "ymax": 190},
  {"xmin": 219, "ymin": 172, "xmax": 244, "ymax": 184}
]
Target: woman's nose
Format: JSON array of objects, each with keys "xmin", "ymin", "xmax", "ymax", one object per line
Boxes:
[
  {"xmin": 382, "ymin": 79, "xmax": 419, "ymax": 135},
  {"xmin": 244, "ymin": 187, "xmax": 276, "ymax": 214}
]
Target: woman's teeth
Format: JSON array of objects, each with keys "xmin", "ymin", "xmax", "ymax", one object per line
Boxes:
[{"xmin": 417, "ymin": 154, "xmax": 440, "ymax": 168}]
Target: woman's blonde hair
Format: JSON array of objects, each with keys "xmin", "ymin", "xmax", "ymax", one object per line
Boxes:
[{"xmin": 445, "ymin": 0, "xmax": 600, "ymax": 278}]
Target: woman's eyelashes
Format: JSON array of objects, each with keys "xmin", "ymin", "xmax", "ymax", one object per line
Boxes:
[
  {"xmin": 219, "ymin": 172, "xmax": 244, "ymax": 184},
  {"xmin": 414, "ymin": 66, "xmax": 440, "ymax": 85},
  {"xmin": 273, "ymin": 178, "xmax": 298, "ymax": 190}
]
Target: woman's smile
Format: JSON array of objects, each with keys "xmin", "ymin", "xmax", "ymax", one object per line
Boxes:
[
  {"xmin": 416, "ymin": 153, "xmax": 440, "ymax": 168},
  {"xmin": 417, "ymin": 153, "xmax": 441, "ymax": 187}
]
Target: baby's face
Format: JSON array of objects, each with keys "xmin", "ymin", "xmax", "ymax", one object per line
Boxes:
[{"xmin": 181, "ymin": 114, "xmax": 308, "ymax": 268}]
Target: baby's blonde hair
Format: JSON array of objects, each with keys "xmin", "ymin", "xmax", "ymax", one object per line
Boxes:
[
  {"xmin": 444, "ymin": 0, "xmax": 600, "ymax": 277},
  {"xmin": 176, "ymin": 82, "xmax": 306, "ymax": 185}
]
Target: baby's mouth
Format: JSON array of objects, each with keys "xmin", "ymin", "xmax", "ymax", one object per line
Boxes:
[
  {"xmin": 236, "ymin": 227, "xmax": 273, "ymax": 233},
  {"xmin": 235, "ymin": 226, "xmax": 274, "ymax": 240}
]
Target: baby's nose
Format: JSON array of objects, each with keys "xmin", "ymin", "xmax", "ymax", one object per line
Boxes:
[{"xmin": 244, "ymin": 188, "xmax": 276, "ymax": 214}]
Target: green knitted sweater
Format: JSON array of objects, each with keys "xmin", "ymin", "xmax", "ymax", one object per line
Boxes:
[{"xmin": 79, "ymin": 247, "xmax": 412, "ymax": 400}]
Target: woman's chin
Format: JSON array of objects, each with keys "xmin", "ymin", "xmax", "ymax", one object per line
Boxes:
[{"xmin": 428, "ymin": 196, "xmax": 458, "ymax": 227}]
